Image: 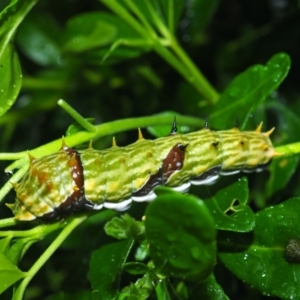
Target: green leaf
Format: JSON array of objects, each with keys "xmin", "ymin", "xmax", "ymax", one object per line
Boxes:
[
  {"xmin": 8, "ymin": 237, "xmax": 37, "ymax": 265},
  {"xmin": 186, "ymin": 0, "xmax": 220, "ymax": 35},
  {"xmin": 16, "ymin": 14, "xmax": 62, "ymax": 66},
  {"xmin": 132, "ymin": 242, "xmax": 148, "ymax": 265},
  {"xmin": 89, "ymin": 239, "xmax": 134, "ymax": 300},
  {"xmin": 63, "ymin": 12, "xmax": 118, "ymax": 53},
  {"xmin": 218, "ymin": 197, "xmax": 300, "ymax": 299},
  {"xmin": 265, "ymin": 156, "xmax": 299, "ymax": 199},
  {"xmin": 188, "ymin": 274, "xmax": 229, "ymax": 300},
  {"xmin": 0, "ymin": 0, "xmax": 38, "ymax": 117},
  {"xmin": 211, "ymin": 52, "xmax": 291, "ymax": 129},
  {"xmin": 145, "ymin": 188, "xmax": 216, "ymax": 281},
  {"xmin": 199, "ymin": 177, "xmax": 255, "ymax": 232},
  {"xmin": 0, "ymin": 44, "xmax": 21, "ymax": 117},
  {"xmin": 63, "ymin": 12, "xmax": 148, "ymax": 64},
  {"xmin": 123, "ymin": 262, "xmax": 148, "ymax": 275},
  {"xmin": 104, "ymin": 214, "xmax": 145, "ymax": 240},
  {"xmin": 0, "ymin": 253, "xmax": 27, "ymax": 294},
  {"xmin": 0, "ymin": 236, "xmax": 12, "ymax": 254}
]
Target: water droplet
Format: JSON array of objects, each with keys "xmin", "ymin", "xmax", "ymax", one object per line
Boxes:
[
  {"xmin": 276, "ymin": 214, "xmax": 284, "ymax": 222},
  {"xmin": 0, "ymin": 89, "xmax": 3, "ymax": 93},
  {"xmin": 251, "ymin": 66, "xmax": 258, "ymax": 72}
]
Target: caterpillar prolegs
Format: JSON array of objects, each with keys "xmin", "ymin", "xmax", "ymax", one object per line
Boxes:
[{"xmin": 6, "ymin": 121, "xmax": 278, "ymax": 221}]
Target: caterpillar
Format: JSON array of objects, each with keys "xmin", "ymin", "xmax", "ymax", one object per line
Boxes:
[{"xmin": 6, "ymin": 120, "xmax": 278, "ymax": 221}]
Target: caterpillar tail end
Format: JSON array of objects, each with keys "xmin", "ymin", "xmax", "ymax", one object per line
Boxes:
[{"xmin": 6, "ymin": 200, "xmax": 36, "ymax": 221}]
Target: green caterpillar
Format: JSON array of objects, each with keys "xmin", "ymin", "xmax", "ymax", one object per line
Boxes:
[{"xmin": 6, "ymin": 120, "xmax": 278, "ymax": 221}]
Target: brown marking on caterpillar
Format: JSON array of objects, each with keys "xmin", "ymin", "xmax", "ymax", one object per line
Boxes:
[
  {"xmin": 41, "ymin": 146, "xmax": 88, "ymax": 221},
  {"xmin": 132, "ymin": 143, "xmax": 187, "ymax": 197},
  {"xmin": 132, "ymin": 167, "xmax": 163, "ymax": 197},
  {"xmin": 162, "ymin": 143, "xmax": 187, "ymax": 180}
]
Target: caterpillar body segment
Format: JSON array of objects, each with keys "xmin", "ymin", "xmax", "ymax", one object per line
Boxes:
[{"xmin": 7, "ymin": 122, "xmax": 276, "ymax": 221}]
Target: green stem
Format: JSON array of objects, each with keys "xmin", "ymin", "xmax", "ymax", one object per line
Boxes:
[
  {"xmin": 123, "ymin": 0, "xmax": 157, "ymax": 39},
  {"xmin": 58, "ymin": 99, "xmax": 96, "ymax": 133},
  {"xmin": 170, "ymin": 37, "xmax": 219, "ymax": 103},
  {"xmin": 0, "ymin": 217, "xmax": 17, "ymax": 228},
  {"xmin": 0, "ymin": 165, "xmax": 28, "ymax": 205},
  {"xmin": 101, "ymin": 0, "xmax": 152, "ymax": 40},
  {"xmin": 13, "ymin": 215, "xmax": 87, "ymax": 300},
  {"xmin": 275, "ymin": 142, "xmax": 300, "ymax": 157},
  {"xmin": 168, "ymin": 0, "xmax": 174, "ymax": 34},
  {"xmin": 101, "ymin": 0, "xmax": 219, "ymax": 104},
  {"xmin": 0, "ymin": 221, "xmax": 62, "ymax": 237}
]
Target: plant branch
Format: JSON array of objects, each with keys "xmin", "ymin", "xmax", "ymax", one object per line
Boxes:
[{"xmin": 13, "ymin": 215, "xmax": 87, "ymax": 300}]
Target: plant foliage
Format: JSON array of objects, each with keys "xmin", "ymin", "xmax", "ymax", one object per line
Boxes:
[{"xmin": 0, "ymin": 0, "xmax": 300, "ymax": 299}]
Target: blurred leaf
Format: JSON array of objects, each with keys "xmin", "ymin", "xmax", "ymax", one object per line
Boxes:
[
  {"xmin": 63, "ymin": 12, "xmax": 117, "ymax": 53},
  {"xmin": 0, "ymin": 253, "xmax": 27, "ymax": 294},
  {"xmin": 200, "ymin": 177, "xmax": 255, "ymax": 232},
  {"xmin": 219, "ymin": 197, "xmax": 300, "ymax": 299},
  {"xmin": 265, "ymin": 156, "xmax": 299, "ymax": 199},
  {"xmin": 265, "ymin": 101, "xmax": 300, "ymax": 144},
  {"xmin": 211, "ymin": 53, "xmax": 291, "ymax": 129},
  {"xmin": 145, "ymin": 188, "xmax": 216, "ymax": 281},
  {"xmin": 16, "ymin": 14, "xmax": 62, "ymax": 66},
  {"xmin": 63, "ymin": 12, "xmax": 148, "ymax": 63},
  {"xmin": 0, "ymin": 0, "xmax": 39, "ymax": 117},
  {"xmin": 186, "ymin": 0, "xmax": 220, "ymax": 36},
  {"xmin": 89, "ymin": 239, "xmax": 134, "ymax": 300},
  {"xmin": 147, "ymin": 111, "xmax": 178, "ymax": 137}
]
